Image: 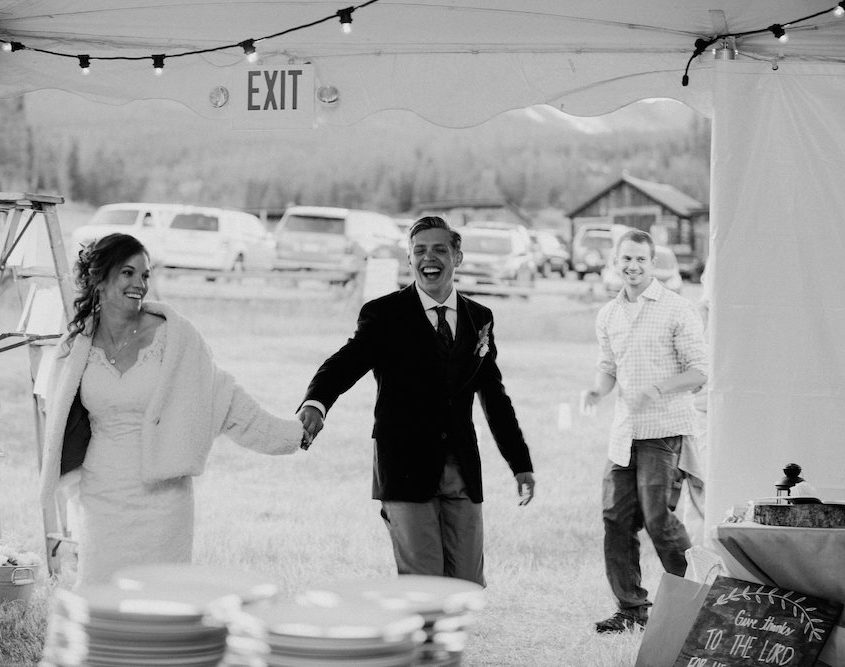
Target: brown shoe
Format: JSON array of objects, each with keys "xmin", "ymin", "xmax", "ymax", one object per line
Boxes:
[{"xmin": 595, "ymin": 611, "xmax": 647, "ymax": 633}]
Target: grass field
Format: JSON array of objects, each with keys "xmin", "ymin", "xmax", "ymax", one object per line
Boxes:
[{"xmin": 0, "ymin": 273, "xmax": 686, "ymax": 666}]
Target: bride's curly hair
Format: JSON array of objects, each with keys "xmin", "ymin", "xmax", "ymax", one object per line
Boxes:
[{"xmin": 68, "ymin": 233, "xmax": 149, "ymax": 341}]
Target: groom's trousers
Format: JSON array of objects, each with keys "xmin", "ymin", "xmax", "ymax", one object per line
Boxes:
[{"xmin": 381, "ymin": 457, "xmax": 485, "ymax": 587}]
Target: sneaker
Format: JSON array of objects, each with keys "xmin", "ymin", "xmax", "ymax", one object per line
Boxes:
[{"xmin": 595, "ymin": 610, "xmax": 647, "ymax": 634}]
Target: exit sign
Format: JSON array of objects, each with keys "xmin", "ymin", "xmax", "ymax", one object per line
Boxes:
[{"xmin": 233, "ymin": 63, "xmax": 315, "ymax": 129}]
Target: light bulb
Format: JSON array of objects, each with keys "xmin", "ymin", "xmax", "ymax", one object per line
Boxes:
[
  {"xmin": 241, "ymin": 39, "xmax": 258, "ymax": 63},
  {"xmin": 152, "ymin": 54, "xmax": 165, "ymax": 75},
  {"xmin": 337, "ymin": 7, "xmax": 353, "ymax": 34},
  {"xmin": 769, "ymin": 24, "xmax": 788, "ymax": 42},
  {"xmin": 835, "ymin": 3, "xmax": 845, "ymax": 17},
  {"xmin": 1, "ymin": 42, "xmax": 11, "ymax": 53}
]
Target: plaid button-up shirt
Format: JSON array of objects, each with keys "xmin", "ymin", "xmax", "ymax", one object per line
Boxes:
[{"xmin": 595, "ymin": 278, "xmax": 707, "ymax": 466}]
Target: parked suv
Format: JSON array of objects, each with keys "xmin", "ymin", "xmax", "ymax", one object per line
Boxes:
[
  {"xmin": 273, "ymin": 206, "xmax": 405, "ymax": 280},
  {"xmin": 529, "ymin": 229, "xmax": 569, "ymax": 278},
  {"xmin": 464, "ymin": 220, "xmax": 532, "ymax": 249},
  {"xmin": 71, "ymin": 203, "xmax": 274, "ymax": 272},
  {"xmin": 163, "ymin": 207, "xmax": 273, "ymax": 272},
  {"xmin": 571, "ymin": 226, "xmax": 613, "ymax": 280},
  {"xmin": 458, "ymin": 227, "xmax": 536, "ymax": 290}
]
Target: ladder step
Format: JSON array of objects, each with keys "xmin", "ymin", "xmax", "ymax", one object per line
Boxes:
[
  {"xmin": 9, "ymin": 266, "xmax": 58, "ymax": 279},
  {"xmin": 0, "ymin": 192, "xmax": 66, "ymax": 205}
]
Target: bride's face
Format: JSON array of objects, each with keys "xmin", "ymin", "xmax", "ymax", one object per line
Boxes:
[{"xmin": 97, "ymin": 252, "xmax": 151, "ymax": 314}]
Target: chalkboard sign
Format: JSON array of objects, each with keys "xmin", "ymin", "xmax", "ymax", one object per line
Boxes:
[{"xmin": 674, "ymin": 576, "xmax": 843, "ymax": 667}]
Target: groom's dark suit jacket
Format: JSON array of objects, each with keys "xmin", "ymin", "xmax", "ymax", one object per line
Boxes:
[{"xmin": 303, "ymin": 284, "xmax": 532, "ymax": 503}]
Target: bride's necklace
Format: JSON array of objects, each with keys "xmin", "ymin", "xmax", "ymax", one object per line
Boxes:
[{"xmin": 103, "ymin": 322, "xmax": 140, "ymax": 365}]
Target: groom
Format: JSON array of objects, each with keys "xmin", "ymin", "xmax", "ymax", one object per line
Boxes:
[{"xmin": 297, "ymin": 215, "xmax": 535, "ymax": 586}]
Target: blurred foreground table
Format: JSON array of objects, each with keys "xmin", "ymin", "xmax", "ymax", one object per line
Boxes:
[{"xmin": 715, "ymin": 522, "xmax": 845, "ymax": 666}]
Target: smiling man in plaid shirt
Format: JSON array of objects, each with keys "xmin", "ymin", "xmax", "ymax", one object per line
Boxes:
[{"xmin": 583, "ymin": 229, "xmax": 707, "ymax": 634}]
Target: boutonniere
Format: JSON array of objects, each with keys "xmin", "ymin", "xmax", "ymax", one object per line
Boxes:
[{"xmin": 475, "ymin": 322, "xmax": 491, "ymax": 358}]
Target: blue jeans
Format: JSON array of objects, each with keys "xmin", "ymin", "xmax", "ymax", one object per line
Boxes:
[{"xmin": 602, "ymin": 436, "xmax": 690, "ymax": 615}]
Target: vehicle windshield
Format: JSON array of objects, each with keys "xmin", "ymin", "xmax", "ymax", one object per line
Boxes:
[
  {"xmin": 580, "ymin": 235, "xmax": 612, "ymax": 250},
  {"xmin": 91, "ymin": 209, "xmax": 137, "ymax": 226},
  {"xmin": 170, "ymin": 214, "xmax": 218, "ymax": 232},
  {"xmin": 535, "ymin": 235, "xmax": 560, "ymax": 251},
  {"xmin": 282, "ymin": 215, "xmax": 345, "ymax": 234},
  {"xmin": 462, "ymin": 235, "xmax": 513, "ymax": 254}
]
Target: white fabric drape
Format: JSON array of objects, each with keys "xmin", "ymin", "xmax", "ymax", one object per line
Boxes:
[{"xmin": 706, "ymin": 60, "xmax": 845, "ymax": 532}]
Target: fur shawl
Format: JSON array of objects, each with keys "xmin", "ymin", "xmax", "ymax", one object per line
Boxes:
[{"xmin": 39, "ymin": 301, "xmax": 303, "ymax": 505}]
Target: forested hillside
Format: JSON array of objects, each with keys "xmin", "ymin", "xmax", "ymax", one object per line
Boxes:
[{"xmin": 1, "ymin": 93, "xmax": 710, "ymax": 220}]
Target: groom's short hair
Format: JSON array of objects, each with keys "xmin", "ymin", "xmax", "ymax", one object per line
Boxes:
[{"xmin": 409, "ymin": 216, "xmax": 462, "ymax": 252}]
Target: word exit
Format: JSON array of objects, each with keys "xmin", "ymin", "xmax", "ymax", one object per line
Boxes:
[{"xmin": 247, "ymin": 70, "xmax": 305, "ymax": 110}]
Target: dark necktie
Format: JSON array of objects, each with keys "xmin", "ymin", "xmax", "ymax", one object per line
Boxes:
[{"xmin": 434, "ymin": 305, "xmax": 454, "ymax": 348}]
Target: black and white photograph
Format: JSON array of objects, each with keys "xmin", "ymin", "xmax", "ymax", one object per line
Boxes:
[{"xmin": 2, "ymin": 3, "xmax": 845, "ymax": 666}]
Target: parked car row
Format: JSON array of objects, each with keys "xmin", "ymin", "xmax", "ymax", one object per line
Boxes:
[
  {"xmin": 74, "ymin": 203, "xmax": 688, "ymax": 299},
  {"xmin": 71, "ymin": 203, "xmax": 275, "ymax": 273}
]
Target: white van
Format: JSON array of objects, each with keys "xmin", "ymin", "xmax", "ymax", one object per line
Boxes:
[
  {"xmin": 70, "ymin": 203, "xmax": 175, "ymax": 264},
  {"xmin": 71, "ymin": 203, "xmax": 274, "ymax": 272}
]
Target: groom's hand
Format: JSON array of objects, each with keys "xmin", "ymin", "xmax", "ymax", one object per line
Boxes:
[
  {"xmin": 515, "ymin": 472, "xmax": 535, "ymax": 506},
  {"xmin": 297, "ymin": 406, "xmax": 324, "ymax": 445}
]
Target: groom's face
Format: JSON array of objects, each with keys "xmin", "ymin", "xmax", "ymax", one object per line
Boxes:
[{"xmin": 409, "ymin": 227, "xmax": 463, "ymax": 302}]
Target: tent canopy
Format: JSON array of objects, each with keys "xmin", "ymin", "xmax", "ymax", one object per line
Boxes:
[
  {"xmin": 4, "ymin": 1, "xmax": 845, "ymax": 532},
  {"xmin": 2, "ymin": 1, "xmax": 845, "ymax": 126}
]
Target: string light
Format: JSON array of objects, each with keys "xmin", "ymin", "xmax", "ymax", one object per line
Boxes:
[
  {"xmin": 682, "ymin": 3, "xmax": 845, "ymax": 86},
  {"xmin": 0, "ymin": 0, "xmax": 379, "ymax": 74},
  {"xmin": 152, "ymin": 54, "xmax": 165, "ymax": 76},
  {"xmin": 3, "ymin": 1, "xmax": 832, "ymax": 83},
  {"xmin": 768, "ymin": 24, "xmax": 789, "ymax": 43},
  {"xmin": 240, "ymin": 39, "xmax": 258, "ymax": 63},
  {"xmin": 337, "ymin": 7, "xmax": 354, "ymax": 34}
]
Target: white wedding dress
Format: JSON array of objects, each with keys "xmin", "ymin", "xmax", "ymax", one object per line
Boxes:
[{"xmin": 76, "ymin": 324, "xmax": 193, "ymax": 588}]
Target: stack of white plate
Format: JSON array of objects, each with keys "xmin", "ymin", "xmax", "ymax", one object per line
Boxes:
[
  {"xmin": 225, "ymin": 598, "xmax": 425, "ymax": 666},
  {"xmin": 41, "ymin": 584, "xmax": 229, "ymax": 667},
  {"xmin": 112, "ymin": 563, "xmax": 280, "ymax": 609},
  {"xmin": 297, "ymin": 576, "xmax": 485, "ymax": 666}
]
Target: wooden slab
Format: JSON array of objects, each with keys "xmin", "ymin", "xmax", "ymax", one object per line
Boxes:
[{"xmin": 754, "ymin": 503, "xmax": 845, "ymax": 528}]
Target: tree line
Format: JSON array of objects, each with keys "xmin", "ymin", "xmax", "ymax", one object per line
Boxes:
[{"xmin": 1, "ymin": 98, "xmax": 710, "ymax": 221}]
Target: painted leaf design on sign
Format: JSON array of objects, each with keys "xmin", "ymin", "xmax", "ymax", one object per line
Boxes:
[{"xmin": 713, "ymin": 586, "xmax": 829, "ymax": 641}]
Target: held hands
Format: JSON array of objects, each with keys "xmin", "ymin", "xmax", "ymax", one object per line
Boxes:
[
  {"xmin": 297, "ymin": 406, "xmax": 324, "ymax": 450},
  {"xmin": 515, "ymin": 472, "xmax": 535, "ymax": 506}
]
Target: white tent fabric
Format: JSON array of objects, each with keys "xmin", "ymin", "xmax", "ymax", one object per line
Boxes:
[
  {"xmin": 2, "ymin": 1, "xmax": 845, "ymax": 126},
  {"xmin": 708, "ymin": 60, "xmax": 845, "ymax": 520},
  {"xmin": 3, "ymin": 1, "xmax": 845, "ymax": 533}
]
